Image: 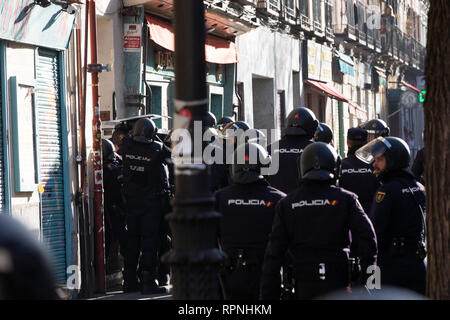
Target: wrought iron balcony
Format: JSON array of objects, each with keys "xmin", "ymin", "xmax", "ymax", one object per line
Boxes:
[{"xmin": 334, "ymin": 23, "xmax": 357, "ymax": 41}]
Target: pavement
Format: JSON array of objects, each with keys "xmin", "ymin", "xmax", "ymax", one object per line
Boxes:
[{"xmin": 87, "ymin": 285, "xmax": 173, "ymax": 300}]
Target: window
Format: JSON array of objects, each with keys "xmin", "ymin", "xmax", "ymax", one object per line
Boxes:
[
  {"xmin": 210, "ymin": 94, "xmax": 223, "ymax": 120},
  {"xmin": 277, "ymin": 90, "xmax": 286, "ymax": 131},
  {"xmin": 346, "ymin": 0, "xmax": 356, "ymax": 27},
  {"xmin": 300, "ymin": 0, "xmax": 309, "ymax": 17},
  {"xmin": 149, "ymin": 85, "xmax": 162, "ymax": 128},
  {"xmin": 318, "ymin": 95, "xmax": 325, "ymax": 122},
  {"xmin": 313, "ymin": 0, "xmax": 321, "ymax": 24},
  {"xmin": 325, "ymin": 0, "xmax": 333, "ymax": 32}
]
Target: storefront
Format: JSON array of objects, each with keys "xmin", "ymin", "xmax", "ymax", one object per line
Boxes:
[{"xmin": 0, "ymin": 0, "xmax": 75, "ymax": 285}]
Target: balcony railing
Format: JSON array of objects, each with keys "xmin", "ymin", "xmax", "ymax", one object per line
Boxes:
[
  {"xmin": 334, "ymin": 23, "xmax": 357, "ymax": 41},
  {"xmin": 281, "ymin": 0, "xmax": 296, "ymax": 24},
  {"xmin": 299, "ymin": 13, "xmax": 312, "ymax": 30}
]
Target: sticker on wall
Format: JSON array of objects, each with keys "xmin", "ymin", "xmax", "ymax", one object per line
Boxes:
[{"xmin": 124, "ymin": 24, "xmax": 142, "ymax": 52}]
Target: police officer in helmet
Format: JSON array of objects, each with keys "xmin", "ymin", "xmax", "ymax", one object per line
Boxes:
[
  {"xmin": 119, "ymin": 118, "xmax": 170, "ymax": 294},
  {"xmin": 314, "ymin": 123, "xmax": 333, "ymax": 145},
  {"xmin": 358, "ymin": 119, "xmax": 390, "ymax": 142},
  {"xmin": 339, "ymin": 128, "xmax": 380, "ymax": 215},
  {"xmin": 215, "ymin": 142, "xmax": 286, "ymax": 299},
  {"xmin": 102, "ymin": 139, "xmax": 127, "ymax": 274},
  {"xmin": 356, "ymin": 136, "xmax": 426, "ymax": 294},
  {"xmin": 260, "ymin": 142, "xmax": 377, "ymax": 299},
  {"xmin": 266, "ymin": 107, "xmax": 318, "ymax": 195}
]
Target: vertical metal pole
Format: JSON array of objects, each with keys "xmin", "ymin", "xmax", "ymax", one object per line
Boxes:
[
  {"xmin": 162, "ymin": 0, "xmax": 225, "ymax": 299},
  {"xmin": 88, "ymin": 0, "xmax": 106, "ymax": 294}
]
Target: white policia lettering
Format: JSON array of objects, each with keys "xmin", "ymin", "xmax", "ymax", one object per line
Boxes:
[
  {"xmin": 292, "ymin": 199, "xmax": 333, "ymax": 209},
  {"xmin": 274, "ymin": 148, "xmax": 304, "ymax": 154},
  {"xmin": 228, "ymin": 199, "xmax": 270, "ymax": 206},
  {"xmin": 341, "ymin": 168, "xmax": 373, "ymax": 174},
  {"xmin": 402, "ymin": 187, "xmax": 422, "ymax": 194},
  {"xmin": 125, "ymin": 154, "xmax": 152, "ymax": 161}
]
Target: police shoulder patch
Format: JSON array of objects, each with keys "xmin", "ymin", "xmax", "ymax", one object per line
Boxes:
[{"xmin": 376, "ymin": 191, "xmax": 386, "ymax": 203}]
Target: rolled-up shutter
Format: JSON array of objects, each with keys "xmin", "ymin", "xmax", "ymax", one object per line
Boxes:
[{"xmin": 35, "ymin": 49, "xmax": 66, "ymax": 284}]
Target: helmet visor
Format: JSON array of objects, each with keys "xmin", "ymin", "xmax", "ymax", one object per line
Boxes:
[{"xmin": 355, "ymin": 137, "xmax": 392, "ymax": 164}]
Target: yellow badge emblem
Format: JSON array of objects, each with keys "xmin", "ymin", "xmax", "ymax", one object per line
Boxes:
[{"xmin": 376, "ymin": 191, "xmax": 386, "ymax": 203}]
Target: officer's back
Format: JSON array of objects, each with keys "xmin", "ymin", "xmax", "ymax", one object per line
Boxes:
[
  {"xmin": 339, "ymin": 128, "xmax": 380, "ymax": 214},
  {"xmin": 120, "ymin": 135, "xmax": 167, "ymax": 199},
  {"xmin": 215, "ymin": 143, "xmax": 286, "ymax": 300},
  {"xmin": 266, "ymin": 107, "xmax": 318, "ymax": 194},
  {"xmin": 261, "ymin": 143, "xmax": 377, "ymax": 300}
]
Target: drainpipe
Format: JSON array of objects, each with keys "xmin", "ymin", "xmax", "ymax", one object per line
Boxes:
[{"xmin": 87, "ymin": 0, "xmax": 106, "ymax": 294}]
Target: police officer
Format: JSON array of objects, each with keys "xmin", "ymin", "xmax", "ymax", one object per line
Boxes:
[
  {"xmin": 102, "ymin": 139, "xmax": 127, "ymax": 272},
  {"xmin": 314, "ymin": 123, "xmax": 333, "ymax": 145},
  {"xmin": 112, "ymin": 122, "xmax": 131, "ymax": 154},
  {"xmin": 358, "ymin": 119, "xmax": 390, "ymax": 142},
  {"xmin": 266, "ymin": 107, "xmax": 318, "ymax": 194},
  {"xmin": 215, "ymin": 142, "xmax": 286, "ymax": 299},
  {"xmin": 356, "ymin": 136, "xmax": 426, "ymax": 295},
  {"xmin": 260, "ymin": 142, "xmax": 377, "ymax": 300},
  {"xmin": 339, "ymin": 128, "xmax": 380, "ymax": 215},
  {"xmin": 119, "ymin": 118, "xmax": 169, "ymax": 294},
  {"xmin": 217, "ymin": 116, "xmax": 234, "ymax": 132}
]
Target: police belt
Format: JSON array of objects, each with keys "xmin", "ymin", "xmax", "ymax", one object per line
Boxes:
[
  {"xmin": 294, "ymin": 262, "xmax": 347, "ymax": 282},
  {"xmin": 388, "ymin": 237, "xmax": 424, "ymax": 257},
  {"xmin": 224, "ymin": 249, "xmax": 261, "ymax": 269}
]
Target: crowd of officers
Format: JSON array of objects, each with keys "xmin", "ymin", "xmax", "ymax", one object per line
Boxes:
[{"xmin": 102, "ymin": 107, "xmax": 426, "ymax": 299}]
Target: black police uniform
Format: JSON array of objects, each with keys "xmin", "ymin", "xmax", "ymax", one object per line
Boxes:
[
  {"xmin": 260, "ymin": 181, "xmax": 377, "ymax": 299},
  {"xmin": 369, "ymin": 169, "xmax": 426, "ymax": 294},
  {"xmin": 340, "ymin": 145, "xmax": 380, "ymax": 214},
  {"xmin": 215, "ymin": 180, "xmax": 286, "ymax": 299},
  {"xmin": 266, "ymin": 136, "xmax": 313, "ymax": 194},
  {"xmin": 103, "ymin": 154, "xmax": 127, "ymax": 264},
  {"xmin": 120, "ymin": 135, "xmax": 170, "ymax": 291}
]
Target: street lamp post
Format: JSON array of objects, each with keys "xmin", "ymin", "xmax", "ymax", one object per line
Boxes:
[{"xmin": 161, "ymin": 0, "xmax": 225, "ymax": 299}]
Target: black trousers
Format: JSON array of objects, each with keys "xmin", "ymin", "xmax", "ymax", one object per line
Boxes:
[
  {"xmin": 220, "ymin": 265, "xmax": 262, "ymax": 300},
  {"xmin": 124, "ymin": 197, "xmax": 163, "ymax": 278},
  {"xmin": 379, "ymin": 254, "xmax": 426, "ymax": 295}
]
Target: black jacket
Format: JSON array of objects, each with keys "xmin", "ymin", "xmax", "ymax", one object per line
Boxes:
[
  {"xmin": 215, "ymin": 179, "xmax": 286, "ymax": 260},
  {"xmin": 339, "ymin": 146, "xmax": 380, "ymax": 214},
  {"xmin": 266, "ymin": 135, "xmax": 313, "ymax": 194},
  {"xmin": 260, "ymin": 180, "xmax": 377, "ymax": 299},
  {"xmin": 369, "ymin": 169, "xmax": 426, "ymax": 256},
  {"xmin": 120, "ymin": 137, "xmax": 170, "ymax": 198}
]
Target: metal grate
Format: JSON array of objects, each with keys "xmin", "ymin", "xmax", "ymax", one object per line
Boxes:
[{"xmin": 35, "ymin": 49, "xmax": 67, "ymax": 285}]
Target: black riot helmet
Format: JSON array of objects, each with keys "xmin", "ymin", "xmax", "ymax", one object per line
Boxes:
[
  {"xmin": 102, "ymin": 139, "xmax": 115, "ymax": 163},
  {"xmin": 111, "ymin": 123, "xmax": 130, "ymax": 149},
  {"xmin": 132, "ymin": 118, "xmax": 157, "ymax": 143},
  {"xmin": 233, "ymin": 121, "xmax": 251, "ymax": 131},
  {"xmin": 355, "ymin": 136, "xmax": 410, "ymax": 173},
  {"xmin": 217, "ymin": 116, "xmax": 234, "ymax": 129},
  {"xmin": 314, "ymin": 123, "xmax": 333, "ymax": 144},
  {"xmin": 231, "ymin": 142, "xmax": 271, "ymax": 184},
  {"xmin": 204, "ymin": 111, "xmax": 217, "ymax": 128},
  {"xmin": 359, "ymin": 119, "xmax": 390, "ymax": 142},
  {"xmin": 283, "ymin": 107, "xmax": 319, "ymax": 138},
  {"xmin": 244, "ymin": 128, "xmax": 268, "ymax": 148},
  {"xmin": 300, "ymin": 142, "xmax": 339, "ymax": 181}
]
